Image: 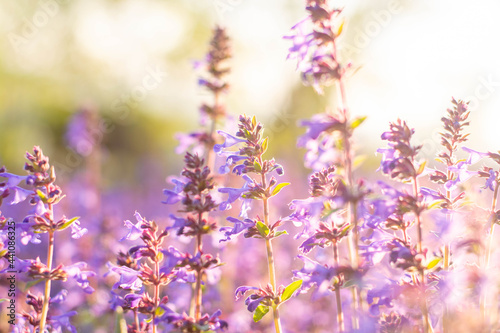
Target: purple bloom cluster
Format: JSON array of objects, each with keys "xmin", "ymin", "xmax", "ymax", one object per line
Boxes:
[
  {"xmin": 176, "ymin": 27, "xmax": 232, "ymax": 162},
  {"xmin": 284, "ymin": 0, "xmax": 344, "ymax": 93},
  {"xmin": 109, "ymin": 153, "xmax": 227, "ymax": 332},
  {"xmin": 0, "ymin": 146, "xmax": 92, "ymax": 332}
]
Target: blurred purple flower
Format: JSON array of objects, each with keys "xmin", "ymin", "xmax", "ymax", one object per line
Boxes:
[
  {"xmin": 120, "ymin": 211, "xmax": 145, "ymax": 241},
  {"xmin": 444, "ymin": 147, "xmax": 487, "ymax": 190},
  {"xmin": 213, "ymin": 130, "xmax": 246, "ymax": 154},
  {"xmin": 64, "ymin": 262, "xmax": 95, "ymax": 294},
  {"xmin": 107, "ymin": 263, "xmax": 143, "ymax": 291},
  {"xmin": 162, "ymin": 178, "xmax": 186, "ymax": 205},
  {"xmin": 366, "ymin": 280, "xmax": 400, "ymax": 316},
  {"xmin": 293, "ymin": 255, "xmax": 336, "ymax": 300},
  {"xmin": 49, "ymin": 311, "xmax": 78, "ymax": 333},
  {"xmin": 219, "ymin": 216, "xmax": 255, "ymax": 242},
  {"xmin": 218, "ymin": 174, "xmax": 253, "ymax": 212}
]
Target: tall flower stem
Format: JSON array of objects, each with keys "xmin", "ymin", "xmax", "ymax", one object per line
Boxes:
[
  {"xmin": 205, "ymin": 90, "xmax": 220, "ymax": 173},
  {"xmin": 260, "ymin": 160, "xmax": 282, "ymax": 333},
  {"xmin": 39, "ymin": 230, "xmax": 54, "ymax": 333},
  {"xmin": 481, "ymin": 181, "xmax": 499, "ymax": 322},
  {"xmin": 333, "ymin": 38, "xmax": 362, "ymax": 327},
  {"xmin": 194, "ymin": 212, "xmax": 205, "ymax": 323},
  {"xmin": 39, "ymin": 193, "xmax": 55, "ymax": 333},
  {"xmin": 412, "ymin": 176, "xmax": 432, "ymax": 333},
  {"xmin": 152, "ymin": 233, "xmax": 162, "ymax": 333},
  {"xmin": 442, "ymin": 170, "xmax": 453, "ymax": 333},
  {"xmin": 333, "ymin": 242, "xmax": 345, "ymax": 332}
]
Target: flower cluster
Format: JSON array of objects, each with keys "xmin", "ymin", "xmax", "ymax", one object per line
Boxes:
[
  {"xmin": 176, "ymin": 26, "xmax": 232, "ymax": 163},
  {"xmin": 214, "ymin": 115, "xmax": 300, "ymax": 330},
  {"xmin": 0, "ymin": 146, "xmax": 92, "ymax": 332},
  {"xmin": 109, "ymin": 153, "xmax": 227, "ymax": 332},
  {"xmin": 284, "ymin": 0, "xmax": 345, "ymax": 93}
]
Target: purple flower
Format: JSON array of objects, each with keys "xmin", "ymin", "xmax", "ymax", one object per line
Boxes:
[
  {"xmin": 293, "ymin": 255, "xmax": 336, "ymax": 300},
  {"xmin": 219, "ymin": 216, "xmax": 256, "ymax": 242},
  {"xmin": 283, "ymin": 18, "xmax": 314, "ymax": 68},
  {"xmin": 483, "ymin": 169, "xmax": 496, "ymax": 191},
  {"xmin": 160, "ymin": 246, "xmax": 184, "ymax": 275},
  {"xmin": 120, "ymin": 211, "xmax": 145, "ymax": 241},
  {"xmin": 124, "ymin": 293, "xmax": 143, "ymax": 308},
  {"xmin": 234, "ymin": 286, "xmax": 263, "ymax": 312},
  {"xmin": 71, "ymin": 223, "xmax": 87, "ymax": 239},
  {"xmin": 218, "ymin": 174, "xmax": 253, "ymax": 211},
  {"xmin": 218, "ymin": 154, "xmax": 247, "ymax": 175},
  {"xmin": 7, "ymin": 186, "xmax": 33, "ymax": 205},
  {"xmin": 107, "ymin": 263, "xmax": 143, "ymax": 291},
  {"xmin": 287, "ymin": 198, "xmax": 324, "ymax": 239},
  {"xmin": 168, "ymin": 213, "xmax": 188, "ymax": 232},
  {"xmin": 366, "ymin": 280, "xmax": 400, "ymax": 316},
  {"xmin": 162, "ymin": 178, "xmax": 186, "ymax": 205},
  {"xmin": 297, "ymin": 114, "xmax": 343, "ymax": 147},
  {"xmin": 50, "ymin": 289, "xmax": 69, "ymax": 304},
  {"xmin": 109, "ymin": 291, "xmax": 126, "ymax": 310},
  {"xmin": 213, "ymin": 130, "xmax": 246, "ymax": 155},
  {"xmin": 174, "ymin": 131, "xmax": 206, "ymax": 156},
  {"xmin": 49, "ymin": 311, "xmax": 78, "ymax": 333},
  {"xmin": 0, "ymin": 172, "xmax": 28, "ymax": 187},
  {"xmin": 444, "ymin": 147, "xmax": 487, "ymax": 190},
  {"xmin": 64, "ymin": 262, "xmax": 95, "ymax": 294},
  {"xmin": 234, "ymin": 286, "xmax": 260, "ymax": 300}
]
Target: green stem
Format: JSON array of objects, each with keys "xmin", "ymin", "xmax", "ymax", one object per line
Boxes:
[
  {"xmin": 194, "ymin": 213, "xmax": 204, "ymax": 325},
  {"xmin": 260, "ymin": 164, "xmax": 282, "ymax": 333},
  {"xmin": 333, "ymin": 38, "xmax": 363, "ymax": 329},
  {"xmin": 194, "ymin": 269, "xmax": 203, "ymax": 322},
  {"xmin": 333, "ymin": 242, "xmax": 345, "ymax": 333},
  {"xmin": 412, "ymin": 176, "xmax": 432, "ymax": 333},
  {"xmin": 442, "ymin": 170, "xmax": 452, "ymax": 333},
  {"xmin": 272, "ymin": 304, "xmax": 283, "ymax": 333},
  {"xmin": 481, "ymin": 181, "xmax": 499, "ymax": 323},
  {"xmin": 152, "ymin": 259, "xmax": 159, "ymax": 333},
  {"xmin": 205, "ymin": 91, "xmax": 220, "ymax": 171},
  {"xmin": 38, "ymin": 230, "xmax": 54, "ymax": 333}
]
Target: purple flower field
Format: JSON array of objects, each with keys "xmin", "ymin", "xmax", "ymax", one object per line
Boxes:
[{"xmin": 2, "ymin": 1, "xmax": 500, "ymax": 332}]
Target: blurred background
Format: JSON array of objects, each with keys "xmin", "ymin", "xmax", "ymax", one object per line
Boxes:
[
  {"xmin": 1, "ymin": 0, "xmax": 500, "ymax": 184},
  {"xmin": 1, "ymin": 0, "xmax": 500, "ymax": 331}
]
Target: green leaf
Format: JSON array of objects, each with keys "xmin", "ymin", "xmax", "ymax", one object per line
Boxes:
[
  {"xmin": 336, "ymin": 19, "xmax": 345, "ymax": 36},
  {"xmin": 261, "ymin": 137, "xmax": 269, "ymax": 154},
  {"xmin": 274, "ymin": 230, "xmax": 288, "ymax": 238},
  {"xmin": 0, "ymin": 298, "xmax": 8, "ymax": 303},
  {"xmin": 427, "ymin": 257, "xmax": 441, "ymax": 270},
  {"xmin": 350, "ymin": 116, "xmax": 367, "ymax": 129},
  {"xmin": 253, "ymin": 160, "xmax": 262, "ymax": 172},
  {"xmin": 58, "ymin": 216, "xmax": 80, "ymax": 231},
  {"xmin": 253, "ymin": 305, "xmax": 270, "ymax": 322},
  {"xmin": 256, "ymin": 221, "xmax": 270, "ymax": 237},
  {"xmin": 36, "ymin": 189, "xmax": 47, "ymax": 202},
  {"xmin": 25, "ymin": 279, "xmax": 44, "ymax": 290},
  {"xmin": 281, "ymin": 280, "xmax": 303, "ymax": 303},
  {"xmin": 416, "ymin": 160, "xmax": 427, "ymax": 176},
  {"xmin": 271, "ymin": 182, "xmax": 290, "ymax": 197},
  {"xmin": 353, "ymin": 155, "xmax": 367, "ymax": 169}
]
